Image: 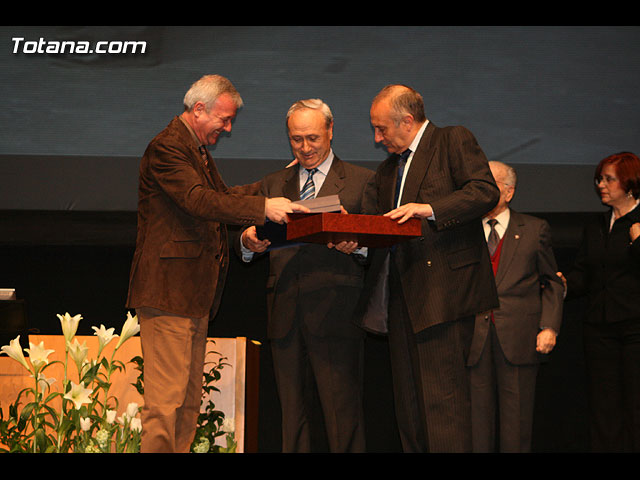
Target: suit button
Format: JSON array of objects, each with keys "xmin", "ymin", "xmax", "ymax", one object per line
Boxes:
[{"xmin": 427, "ymin": 260, "xmax": 432, "ymax": 267}]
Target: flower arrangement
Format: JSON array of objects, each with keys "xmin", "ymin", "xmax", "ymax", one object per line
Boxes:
[
  {"xmin": 0, "ymin": 312, "xmax": 141, "ymax": 453},
  {"xmin": 0, "ymin": 311, "xmax": 236, "ymax": 453}
]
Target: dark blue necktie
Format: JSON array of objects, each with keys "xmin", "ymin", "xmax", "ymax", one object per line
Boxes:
[{"xmin": 394, "ymin": 149, "xmax": 411, "ymax": 206}]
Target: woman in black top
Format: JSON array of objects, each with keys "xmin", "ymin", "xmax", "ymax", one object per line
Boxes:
[{"xmin": 563, "ymin": 151, "xmax": 640, "ymax": 452}]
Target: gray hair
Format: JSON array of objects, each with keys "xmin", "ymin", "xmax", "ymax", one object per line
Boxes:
[
  {"xmin": 489, "ymin": 160, "xmax": 517, "ymax": 189},
  {"xmin": 372, "ymin": 84, "xmax": 426, "ymax": 126},
  {"xmin": 183, "ymin": 74, "xmax": 243, "ymax": 111},
  {"xmin": 286, "ymin": 98, "xmax": 333, "ymax": 128}
]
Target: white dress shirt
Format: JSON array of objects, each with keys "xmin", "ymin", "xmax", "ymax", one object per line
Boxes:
[
  {"xmin": 395, "ymin": 120, "xmax": 428, "ymax": 208},
  {"xmin": 483, "ymin": 208, "xmax": 511, "ymax": 243}
]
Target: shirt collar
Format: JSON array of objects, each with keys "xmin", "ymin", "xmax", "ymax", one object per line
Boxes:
[
  {"xmin": 407, "ymin": 120, "xmax": 429, "ymax": 154},
  {"xmin": 299, "ymin": 149, "xmax": 334, "ymax": 177},
  {"xmin": 485, "ymin": 207, "xmax": 511, "ymax": 229},
  {"xmin": 179, "ymin": 114, "xmax": 202, "ymax": 148}
]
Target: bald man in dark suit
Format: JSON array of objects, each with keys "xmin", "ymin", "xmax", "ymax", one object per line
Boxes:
[{"xmin": 360, "ymin": 84, "xmax": 499, "ymax": 452}]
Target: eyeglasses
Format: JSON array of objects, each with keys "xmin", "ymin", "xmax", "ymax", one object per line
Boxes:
[{"xmin": 594, "ymin": 175, "xmax": 619, "ymax": 186}]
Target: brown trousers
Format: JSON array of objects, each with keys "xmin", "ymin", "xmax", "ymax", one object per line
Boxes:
[{"xmin": 137, "ymin": 307, "xmax": 209, "ymax": 453}]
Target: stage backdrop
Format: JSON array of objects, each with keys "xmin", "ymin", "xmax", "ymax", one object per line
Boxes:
[{"xmin": 1, "ymin": 25, "xmax": 639, "ymax": 213}]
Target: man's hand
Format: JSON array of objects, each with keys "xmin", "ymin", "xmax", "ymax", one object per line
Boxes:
[
  {"xmin": 265, "ymin": 197, "xmax": 310, "ymax": 224},
  {"xmin": 328, "ymin": 240, "xmax": 359, "ymax": 255},
  {"xmin": 536, "ymin": 328, "xmax": 557, "ymax": 354},
  {"xmin": 241, "ymin": 226, "xmax": 270, "ymax": 253},
  {"xmin": 384, "ymin": 202, "xmax": 433, "ymax": 224},
  {"xmin": 326, "ymin": 206, "xmax": 359, "ymax": 253}
]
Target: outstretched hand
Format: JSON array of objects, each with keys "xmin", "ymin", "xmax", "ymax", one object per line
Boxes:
[
  {"xmin": 241, "ymin": 226, "xmax": 270, "ymax": 253},
  {"xmin": 265, "ymin": 197, "xmax": 310, "ymax": 224},
  {"xmin": 384, "ymin": 202, "xmax": 433, "ymax": 224}
]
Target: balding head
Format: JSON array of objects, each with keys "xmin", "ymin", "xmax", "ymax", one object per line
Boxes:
[{"xmin": 486, "ymin": 161, "xmax": 517, "ymax": 218}]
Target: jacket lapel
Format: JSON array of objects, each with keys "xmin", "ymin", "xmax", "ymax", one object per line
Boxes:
[
  {"xmin": 317, "ymin": 156, "xmax": 346, "ymax": 197},
  {"xmin": 283, "ymin": 164, "xmax": 301, "ymax": 201},
  {"xmin": 400, "ymin": 122, "xmax": 437, "ymax": 204},
  {"xmin": 378, "ymin": 159, "xmax": 397, "ymax": 212},
  {"xmin": 172, "ymin": 117, "xmax": 218, "ymax": 189}
]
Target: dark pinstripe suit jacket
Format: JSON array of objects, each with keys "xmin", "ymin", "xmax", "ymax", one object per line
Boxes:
[{"xmin": 358, "ymin": 122, "xmax": 500, "ymax": 334}]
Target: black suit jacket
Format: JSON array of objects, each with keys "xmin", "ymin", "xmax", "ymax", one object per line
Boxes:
[
  {"xmin": 253, "ymin": 156, "xmax": 376, "ymax": 339},
  {"xmin": 566, "ymin": 204, "xmax": 640, "ymax": 324},
  {"xmin": 358, "ymin": 122, "xmax": 500, "ymax": 334},
  {"xmin": 467, "ymin": 210, "xmax": 564, "ymax": 366}
]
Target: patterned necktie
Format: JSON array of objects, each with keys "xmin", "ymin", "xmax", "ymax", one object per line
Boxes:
[
  {"xmin": 300, "ymin": 168, "xmax": 318, "ymax": 201},
  {"xmin": 394, "ymin": 149, "xmax": 411, "ymax": 206},
  {"xmin": 198, "ymin": 146, "xmax": 209, "ymax": 167},
  {"xmin": 487, "ymin": 218, "xmax": 500, "ymax": 256}
]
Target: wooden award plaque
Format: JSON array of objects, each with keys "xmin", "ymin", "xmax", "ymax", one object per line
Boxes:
[{"xmin": 286, "ymin": 213, "xmax": 421, "ymax": 248}]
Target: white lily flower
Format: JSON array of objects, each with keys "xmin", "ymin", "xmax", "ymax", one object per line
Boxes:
[
  {"xmin": 115, "ymin": 312, "xmax": 140, "ymax": 349},
  {"xmin": 64, "ymin": 381, "xmax": 93, "ymax": 409},
  {"xmin": 106, "ymin": 409, "xmax": 117, "ymax": 424},
  {"xmin": 57, "ymin": 312, "xmax": 82, "ymax": 345},
  {"xmin": 68, "ymin": 339, "xmax": 89, "ymax": 374},
  {"xmin": 130, "ymin": 417, "xmax": 142, "ymax": 432},
  {"xmin": 92, "ymin": 324, "xmax": 118, "ymax": 356},
  {"xmin": 125, "ymin": 402, "xmax": 140, "ymax": 419},
  {"xmin": 25, "ymin": 341, "xmax": 55, "ymax": 372},
  {"xmin": 80, "ymin": 416, "xmax": 92, "ymax": 432},
  {"xmin": 1, "ymin": 336, "xmax": 30, "ymax": 371}
]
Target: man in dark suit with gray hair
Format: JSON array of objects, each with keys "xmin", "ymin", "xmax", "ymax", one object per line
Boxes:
[
  {"xmin": 240, "ymin": 98, "xmax": 375, "ymax": 452},
  {"xmin": 467, "ymin": 160, "xmax": 563, "ymax": 452}
]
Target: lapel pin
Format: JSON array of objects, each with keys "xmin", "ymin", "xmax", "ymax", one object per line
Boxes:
[{"xmin": 514, "ymin": 234, "xmax": 520, "ymax": 240}]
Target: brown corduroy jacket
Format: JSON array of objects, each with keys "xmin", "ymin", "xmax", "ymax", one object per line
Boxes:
[{"xmin": 126, "ymin": 116, "xmax": 265, "ymax": 319}]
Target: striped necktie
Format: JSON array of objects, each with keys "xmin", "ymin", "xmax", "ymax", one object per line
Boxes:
[
  {"xmin": 487, "ymin": 218, "xmax": 500, "ymax": 256},
  {"xmin": 300, "ymin": 168, "xmax": 318, "ymax": 201}
]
